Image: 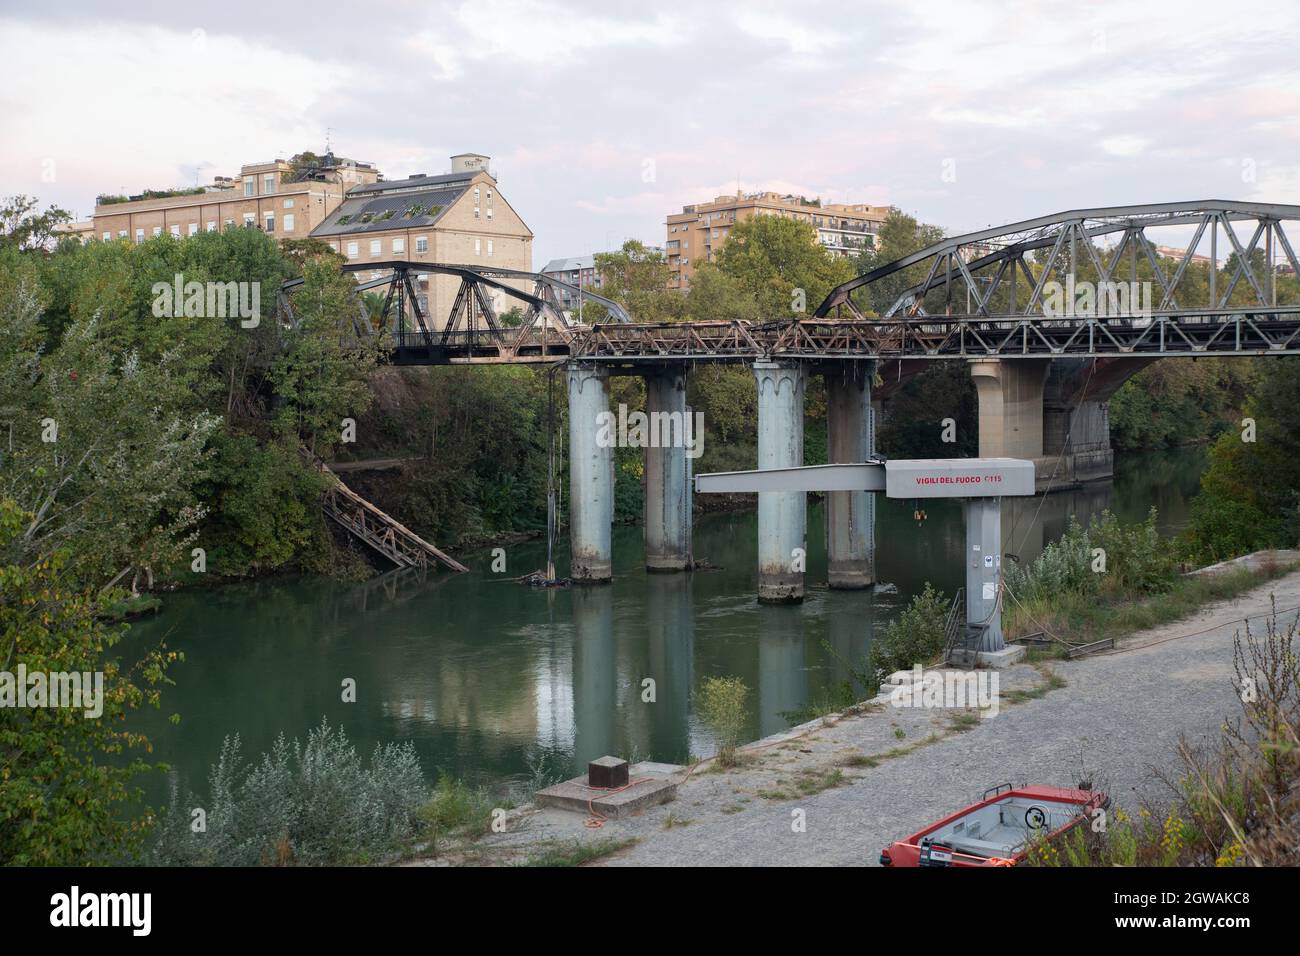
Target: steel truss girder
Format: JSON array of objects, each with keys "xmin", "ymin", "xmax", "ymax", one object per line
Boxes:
[{"xmin": 815, "ymin": 201, "xmax": 1300, "ymax": 320}]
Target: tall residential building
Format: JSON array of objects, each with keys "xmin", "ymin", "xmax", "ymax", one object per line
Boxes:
[
  {"xmin": 91, "ymin": 154, "xmax": 379, "ymax": 245},
  {"xmin": 312, "ymin": 154, "xmax": 533, "ymax": 326},
  {"xmin": 665, "ymin": 191, "xmax": 889, "ymax": 289}
]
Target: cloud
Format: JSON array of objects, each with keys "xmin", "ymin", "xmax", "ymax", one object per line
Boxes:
[{"xmin": 2, "ymin": 0, "xmax": 1299, "ymax": 264}]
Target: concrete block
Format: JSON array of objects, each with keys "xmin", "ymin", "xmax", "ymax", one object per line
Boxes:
[{"xmin": 535, "ymin": 774, "xmax": 678, "ymax": 819}]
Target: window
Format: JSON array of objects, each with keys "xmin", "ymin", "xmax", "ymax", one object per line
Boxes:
[
  {"xmin": 243, "ymin": 177, "xmax": 254, "ymax": 197},
  {"xmin": 206, "ymin": 221, "xmax": 216, "ymax": 232},
  {"xmin": 347, "ymin": 241, "xmax": 359, "ymax": 258},
  {"xmin": 283, "ymin": 198, "xmax": 294, "ymax": 208},
  {"xmin": 370, "ymin": 239, "xmax": 381, "ymax": 256},
  {"xmin": 474, "ymin": 238, "xmax": 481, "ymax": 256},
  {"xmin": 153, "ymin": 226, "xmax": 163, "ymax": 237},
  {"xmin": 282, "ymin": 214, "xmax": 294, "ymax": 232},
  {"xmin": 392, "ymin": 236, "xmax": 405, "ymax": 254},
  {"xmin": 224, "ymin": 219, "xmax": 234, "ymax": 229},
  {"xmin": 188, "ymin": 223, "xmax": 198, "ymax": 236},
  {"xmin": 415, "ymin": 236, "xmax": 428, "ymax": 254},
  {"xmin": 487, "ymin": 239, "xmax": 493, "ymax": 257},
  {"xmin": 243, "ymin": 213, "xmax": 255, "ymax": 226},
  {"xmin": 263, "ymin": 174, "xmax": 275, "ymax": 194},
  {"xmin": 169, "ymin": 225, "xmax": 180, "ymax": 237},
  {"xmin": 135, "ymin": 228, "xmax": 144, "ymax": 243},
  {"xmin": 102, "ymin": 231, "xmax": 111, "ymax": 241},
  {"xmin": 264, "ymin": 214, "xmax": 275, "ymax": 233}
]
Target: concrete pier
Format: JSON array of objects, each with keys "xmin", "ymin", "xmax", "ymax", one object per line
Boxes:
[
  {"xmin": 643, "ymin": 366, "xmax": 693, "ymax": 571},
  {"xmin": 969, "ymin": 358, "xmax": 1050, "ymax": 461},
  {"xmin": 824, "ymin": 363, "xmax": 875, "ymax": 589},
  {"xmin": 753, "ymin": 361, "xmax": 806, "ymax": 603},
  {"xmin": 567, "ymin": 362, "xmax": 613, "ymax": 582}
]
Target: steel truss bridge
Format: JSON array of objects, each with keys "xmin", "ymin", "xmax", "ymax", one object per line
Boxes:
[{"xmin": 278, "ymin": 201, "xmax": 1300, "ymax": 365}]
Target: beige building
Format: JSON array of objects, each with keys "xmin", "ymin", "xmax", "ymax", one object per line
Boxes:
[
  {"xmin": 91, "ymin": 154, "xmax": 379, "ymax": 245},
  {"xmin": 312, "ymin": 154, "xmax": 534, "ymax": 327},
  {"xmin": 666, "ymin": 191, "xmax": 889, "ymax": 289},
  {"xmin": 83, "ymin": 151, "xmax": 532, "ymax": 330}
]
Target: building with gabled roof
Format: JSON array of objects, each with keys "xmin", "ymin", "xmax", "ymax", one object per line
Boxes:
[{"xmin": 312, "ymin": 154, "xmax": 533, "ymax": 328}]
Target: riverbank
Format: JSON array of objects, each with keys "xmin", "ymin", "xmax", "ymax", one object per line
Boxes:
[{"xmin": 411, "ymin": 561, "xmax": 1300, "ymax": 866}]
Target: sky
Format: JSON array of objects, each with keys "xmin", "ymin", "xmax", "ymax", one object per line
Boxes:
[{"xmin": 2, "ymin": 0, "xmax": 1299, "ymax": 267}]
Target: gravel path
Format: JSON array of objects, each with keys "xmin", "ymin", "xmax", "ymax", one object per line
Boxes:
[{"xmin": 452, "ymin": 570, "xmax": 1300, "ymax": 867}]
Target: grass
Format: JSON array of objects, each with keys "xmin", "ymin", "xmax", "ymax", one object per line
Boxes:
[
  {"xmin": 757, "ymin": 767, "xmax": 846, "ymax": 801},
  {"xmin": 946, "ymin": 711, "xmax": 981, "ymax": 732},
  {"xmin": 1004, "ymin": 562, "xmax": 1295, "ymax": 653},
  {"xmin": 419, "ymin": 777, "xmax": 501, "ymax": 843},
  {"xmin": 836, "ymin": 752, "xmax": 880, "ymax": 769},
  {"xmin": 662, "ymin": 813, "xmax": 693, "ymax": 830},
  {"xmin": 517, "ymin": 837, "xmax": 638, "ymax": 867}
]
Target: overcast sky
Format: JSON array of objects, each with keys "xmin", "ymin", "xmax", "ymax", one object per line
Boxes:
[{"xmin": 2, "ymin": 0, "xmax": 1298, "ymax": 265}]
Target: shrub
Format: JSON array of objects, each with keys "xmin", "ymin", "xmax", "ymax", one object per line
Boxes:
[
  {"xmin": 419, "ymin": 777, "xmax": 497, "ymax": 845},
  {"xmin": 697, "ymin": 676, "xmax": 750, "ymax": 767},
  {"xmin": 1006, "ymin": 509, "xmax": 1175, "ymax": 605},
  {"xmin": 866, "ymin": 583, "xmax": 949, "ymax": 691},
  {"xmin": 149, "ymin": 718, "xmax": 429, "ymax": 866}
]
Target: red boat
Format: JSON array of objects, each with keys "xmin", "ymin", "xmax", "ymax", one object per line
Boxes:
[{"xmin": 879, "ymin": 783, "xmax": 1108, "ymax": 867}]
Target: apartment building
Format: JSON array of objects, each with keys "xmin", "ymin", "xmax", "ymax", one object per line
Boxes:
[
  {"xmin": 539, "ymin": 255, "xmax": 602, "ymax": 308},
  {"xmin": 91, "ymin": 154, "xmax": 379, "ymax": 245},
  {"xmin": 311, "ymin": 154, "xmax": 533, "ymax": 326},
  {"xmin": 666, "ymin": 191, "xmax": 889, "ymax": 289}
]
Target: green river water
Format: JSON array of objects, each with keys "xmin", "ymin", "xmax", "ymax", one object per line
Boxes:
[{"xmin": 128, "ymin": 446, "xmax": 1207, "ymax": 803}]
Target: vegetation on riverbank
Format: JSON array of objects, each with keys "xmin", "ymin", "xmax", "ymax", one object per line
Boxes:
[
  {"xmin": 147, "ymin": 718, "xmax": 519, "ymax": 866},
  {"xmin": 1179, "ymin": 356, "xmax": 1300, "ymax": 565},
  {"xmin": 1003, "ymin": 509, "xmax": 1296, "ymax": 651},
  {"xmin": 697, "ymin": 676, "xmax": 750, "ymax": 768},
  {"xmin": 1027, "ymin": 601, "xmax": 1299, "ymax": 866}
]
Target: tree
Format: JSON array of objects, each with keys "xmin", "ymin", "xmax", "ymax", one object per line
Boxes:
[
  {"xmin": 592, "ymin": 240, "xmax": 684, "ymax": 323},
  {"xmin": 0, "ymin": 497, "xmax": 179, "ymax": 865},
  {"xmin": 1183, "ymin": 357, "xmax": 1300, "ymax": 562},
  {"xmin": 271, "ymin": 256, "xmax": 383, "ymax": 457},
  {"xmin": 713, "ymin": 214, "xmax": 854, "ymax": 318},
  {"xmin": 0, "ymin": 195, "xmax": 71, "ymax": 253},
  {"xmin": 850, "ymin": 209, "xmax": 946, "ymax": 316},
  {"xmin": 0, "ymin": 246, "xmax": 218, "ymax": 587}
]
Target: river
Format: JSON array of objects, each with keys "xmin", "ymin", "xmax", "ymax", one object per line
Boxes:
[{"xmin": 129, "ymin": 446, "xmax": 1207, "ymax": 804}]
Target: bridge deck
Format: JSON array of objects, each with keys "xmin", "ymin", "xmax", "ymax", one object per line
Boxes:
[{"xmin": 384, "ymin": 308, "xmax": 1300, "ymax": 365}]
